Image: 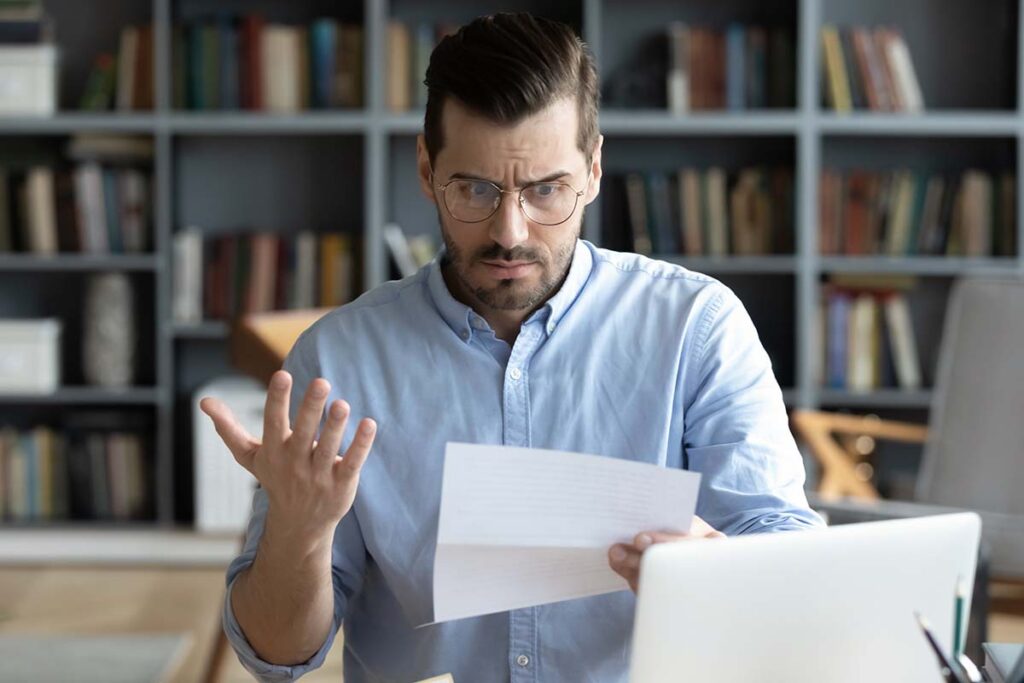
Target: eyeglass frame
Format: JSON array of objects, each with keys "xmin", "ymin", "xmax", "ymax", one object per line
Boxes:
[{"xmin": 430, "ymin": 168, "xmax": 592, "ymax": 226}]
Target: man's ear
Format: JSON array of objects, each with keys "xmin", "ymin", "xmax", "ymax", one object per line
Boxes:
[
  {"xmin": 584, "ymin": 134, "xmax": 604, "ymax": 205},
  {"xmin": 416, "ymin": 134, "xmax": 437, "ymax": 203}
]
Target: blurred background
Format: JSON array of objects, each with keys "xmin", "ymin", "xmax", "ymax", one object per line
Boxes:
[{"xmin": 0, "ymin": 0, "xmax": 1022, "ymax": 681}]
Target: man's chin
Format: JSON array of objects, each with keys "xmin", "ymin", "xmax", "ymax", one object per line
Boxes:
[{"xmin": 472, "ymin": 280, "xmax": 547, "ymax": 312}]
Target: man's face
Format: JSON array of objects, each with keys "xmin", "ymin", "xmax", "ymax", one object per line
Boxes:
[{"xmin": 417, "ymin": 97, "xmax": 602, "ymax": 314}]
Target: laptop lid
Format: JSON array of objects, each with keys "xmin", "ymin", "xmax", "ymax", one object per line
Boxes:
[{"xmin": 629, "ymin": 513, "xmax": 981, "ymax": 682}]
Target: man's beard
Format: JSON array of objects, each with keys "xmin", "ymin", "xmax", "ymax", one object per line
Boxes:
[{"xmin": 438, "ymin": 208, "xmax": 580, "ymax": 312}]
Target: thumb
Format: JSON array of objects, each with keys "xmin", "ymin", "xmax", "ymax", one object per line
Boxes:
[{"xmin": 199, "ymin": 397, "xmax": 261, "ymax": 474}]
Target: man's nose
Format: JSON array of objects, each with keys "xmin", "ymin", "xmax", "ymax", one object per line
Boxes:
[{"xmin": 487, "ymin": 192, "xmax": 531, "ymax": 251}]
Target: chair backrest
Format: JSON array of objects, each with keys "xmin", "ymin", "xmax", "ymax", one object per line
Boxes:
[{"xmin": 917, "ymin": 277, "xmax": 1024, "ymax": 516}]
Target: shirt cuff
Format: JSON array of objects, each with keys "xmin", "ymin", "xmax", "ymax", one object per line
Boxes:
[{"xmin": 222, "ymin": 571, "xmax": 339, "ymax": 683}]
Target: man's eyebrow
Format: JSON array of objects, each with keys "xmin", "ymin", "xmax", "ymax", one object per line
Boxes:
[{"xmin": 446, "ymin": 170, "xmax": 572, "ymax": 186}]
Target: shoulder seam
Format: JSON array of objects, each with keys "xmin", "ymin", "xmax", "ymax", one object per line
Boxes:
[{"xmin": 693, "ymin": 285, "xmax": 727, "ymax": 368}]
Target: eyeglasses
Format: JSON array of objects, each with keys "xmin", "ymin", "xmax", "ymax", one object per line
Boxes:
[{"xmin": 432, "ymin": 171, "xmax": 590, "ymax": 226}]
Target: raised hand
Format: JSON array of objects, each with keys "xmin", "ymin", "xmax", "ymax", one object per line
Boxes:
[{"xmin": 199, "ymin": 369, "xmax": 377, "ymax": 540}]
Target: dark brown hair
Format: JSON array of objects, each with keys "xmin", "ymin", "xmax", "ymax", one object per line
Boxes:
[{"xmin": 423, "ymin": 13, "xmax": 600, "ymax": 167}]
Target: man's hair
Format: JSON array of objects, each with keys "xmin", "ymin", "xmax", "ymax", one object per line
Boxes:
[{"xmin": 423, "ymin": 13, "xmax": 600, "ymax": 168}]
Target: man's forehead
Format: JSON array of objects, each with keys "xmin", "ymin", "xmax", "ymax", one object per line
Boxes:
[{"xmin": 436, "ymin": 97, "xmax": 583, "ymax": 173}]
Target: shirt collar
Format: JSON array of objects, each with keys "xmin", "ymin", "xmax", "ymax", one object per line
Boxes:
[{"xmin": 426, "ymin": 239, "xmax": 594, "ymax": 342}]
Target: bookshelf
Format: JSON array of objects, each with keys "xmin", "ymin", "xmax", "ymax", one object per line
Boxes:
[{"xmin": 0, "ymin": 0, "xmax": 1022, "ymax": 555}]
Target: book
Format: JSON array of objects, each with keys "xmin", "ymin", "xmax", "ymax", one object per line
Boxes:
[
  {"xmin": 24, "ymin": 166, "xmax": 57, "ymax": 254},
  {"xmin": 133, "ymin": 23, "xmax": 154, "ymax": 110},
  {"xmin": 310, "ymin": 18, "xmax": 337, "ymax": 109},
  {"xmin": 847, "ymin": 293, "xmax": 877, "ymax": 392},
  {"xmin": 336, "ymin": 23, "xmax": 364, "ymax": 108},
  {"xmin": 115, "ymin": 25, "xmax": 138, "ymax": 111},
  {"xmin": 704, "ymin": 167, "xmax": 728, "ymax": 256},
  {"xmin": 678, "ymin": 168, "xmax": 702, "ymax": 256},
  {"xmin": 262, "ymin": 25, "xmax": 302, "ymax": 112},
  {"xmin": 884, "ymin": 294, "xmax": 921, "ymax": 390},
  {"xmin": 725, "ymin": 23, "xmax": 745, "ymax": 111},
  {"xmin": 821, "ymin": 26, "xmax": 851, "ymax": 112},
  {"xmin": 387, "ymin": 21, "xmax": 411, "ymax": 112},
  {"xmin": 172, "ymin": 228, "xmax": 203, "ymax": 323},
  {"xmin": 881, "ymin": 28, "xmax": 923, "ymax": 112},
  {"xmin": 667, "ymin": 22, "xmax": 689, "ymax": 115},
  {"xmin": 383, "ymin": 223, "xmax": 419, "ymax": 278},
  {"xmin": 294, "ymin": 230, "xmax": 318, "ymax": 309},
  {"xmin": 624, "ymin": 172, "xmax": 652, "ymax": 255},
  {"xmin": 646, "ymin": 171, "xmax": 677, "ymax": 254},
  {"xmin": 240, "ymin": 14, "xmax": 264, "ymax": 110},
  {"xmin": 218, "ymin": 14, "xmax": 239, "ymax": 110},
  {"xmin": 745, "ymin": 26, "xmax": 767, "ymax": 109}
]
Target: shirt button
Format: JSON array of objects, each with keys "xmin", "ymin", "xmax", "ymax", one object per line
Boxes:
[
  {"xmin": 509, "ymin": 367, "xmax": 522, "ymax": 380},
  {"xmin": 460, "ymin": 330, "xmax": 470, "ymax": 340},
  {"xmin": 546, "ymin": 321, "xmax": 555, "ymax": 334},
  {"xmin": 516, "ymin": 654, "xmax": 530, "ymax": 667}
]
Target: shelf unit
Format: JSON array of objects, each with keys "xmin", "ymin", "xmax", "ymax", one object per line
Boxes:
[{"xmin": 1, "ymin": 0, "xmax": 1022, "ymax": 543}]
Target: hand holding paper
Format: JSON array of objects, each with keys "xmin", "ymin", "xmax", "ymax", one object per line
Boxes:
[{"xmin": 430, "ymin": 443, "xmax": 702, "ymax": 623}]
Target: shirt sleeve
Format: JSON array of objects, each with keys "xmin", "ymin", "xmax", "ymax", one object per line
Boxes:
[
  {"xmin": 221, "ymin": 332, "xmax": 369, "ymax": 682},
  {"xmin": 682, "ymin": 283, "xmax": 825, "ymax": 535}
]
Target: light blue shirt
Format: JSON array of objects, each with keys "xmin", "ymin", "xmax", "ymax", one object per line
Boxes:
[{"xmin": 224, "ymin": 239, "xmax": 824, "ymax": 683}]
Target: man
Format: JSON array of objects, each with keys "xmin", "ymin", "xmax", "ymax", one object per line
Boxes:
[{"xmin": 201, "ymin": 12, "xmax": 823, "ymax": 683}]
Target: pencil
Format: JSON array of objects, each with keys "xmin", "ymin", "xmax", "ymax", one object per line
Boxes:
[{"xmin": 953, "ymin": 577, "xmax": 967, "ymax": 658}]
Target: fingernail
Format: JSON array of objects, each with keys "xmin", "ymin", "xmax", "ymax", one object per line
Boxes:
[
  {"xmin": 312, "ymin": 383, "xmax": 328, "ymax": 398},
  {"xmin": 272, "ymin": 373, "xmax": 289, "ymax": 389},
  {"xmin": 636, "ymin": 534, "xmax": 653, "ymax": 550},
  {"xmin": 610, "ymin": 547, "xmax": 627, "ymax": 562}
]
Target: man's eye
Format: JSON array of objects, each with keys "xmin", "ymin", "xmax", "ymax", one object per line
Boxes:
[
  {"xmin": 533, "ymin": 184, "xmax": 556, "ymax": 197},
  {"xmin": 469, "ymin": 182, "xmax": 492, "ymax": 197}
]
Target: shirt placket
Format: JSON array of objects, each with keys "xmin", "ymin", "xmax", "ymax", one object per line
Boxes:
[{"xmin": 505, "ymin": 324, "xmax": 540, "ymax": 682}]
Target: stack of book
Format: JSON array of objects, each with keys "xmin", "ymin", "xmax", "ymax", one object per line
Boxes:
[
  {"xmin": 172, "ymin": 15, "xmax": 364, "ymax": 111},
  {"xmin": 0, "ymin": 422, "xmax": 150, "ymax": 522},
  {"xmin": 819, "ymin": 168, "xmax": 1016, "ymax": 257},
  {"xmin": 0, "ymin": 135, "xmax": 153, "ymax": 255},
  {"xmin": 173, "ymin": 229, "xmax": 361, "ymax": 324},
  {"xmin": 613, "ymin": 167, "xmax": 793, "ymax": 256},
  {"xmin": 0, "ymin": 0, "xmax": 56, "ymax": 115},
  {"xmin": 79, "ymin": 23, "xmax": 154, "ymax": 111},
  {"xmin": 0, "ymin": 0, "xmax": 48, "ymax": 41},
  {"xmin": 386, "ymin": 20, "xmax": 459, "ymax": 112},
  {"xmin": 666, "ymin": 22, "xmax": 796, "ymax": 113},
  {"xmin": 820, "ymin": 275, "xmax": 922, "ymax": 392},
  {"xmin": 820, "ymin": 25, "xmax": 923, "ymax": 112}
]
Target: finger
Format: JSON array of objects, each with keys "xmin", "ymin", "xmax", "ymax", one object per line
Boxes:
[
  {"xmin": 608, "ymin": 545, "xmax": 640, "ymax": 587},
  {"xmin": 313, "ymin": 399, "xmax": 350, "ymax": 468},
  {"xmin": 334, "ymin": 417, "xmax": 377, "ymax": 483},
  {"xmin": 262, "ymin": 371, "xmax": 292, "ymax": 445},
  {"xmin": 290, "ymin": 378, "xmax": 331, "ymax": 453},
  {"xmin": 609, "ymin": 544, "xmax": 642, "ymax": 571},
  {"xmin": 199, "ymin": 397, "xmax": 260, "ymax": 472}
]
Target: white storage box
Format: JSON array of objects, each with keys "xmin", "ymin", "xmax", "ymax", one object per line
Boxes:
[
  {"xmin": 0, "ymin": 44, "xmax": 58, "ymax": 116},
  {"xmin": 193, "ymin": 376, "xmax": 263, "ymax": 533},
  {"xmin": 0, "ymin": 318, "xmax": 61, "ymax": 393}
]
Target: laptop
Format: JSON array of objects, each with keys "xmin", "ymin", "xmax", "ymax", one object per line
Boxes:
[{"xmin": 629, "ymin": 513, "xmax": 981, "ymax": 682}]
